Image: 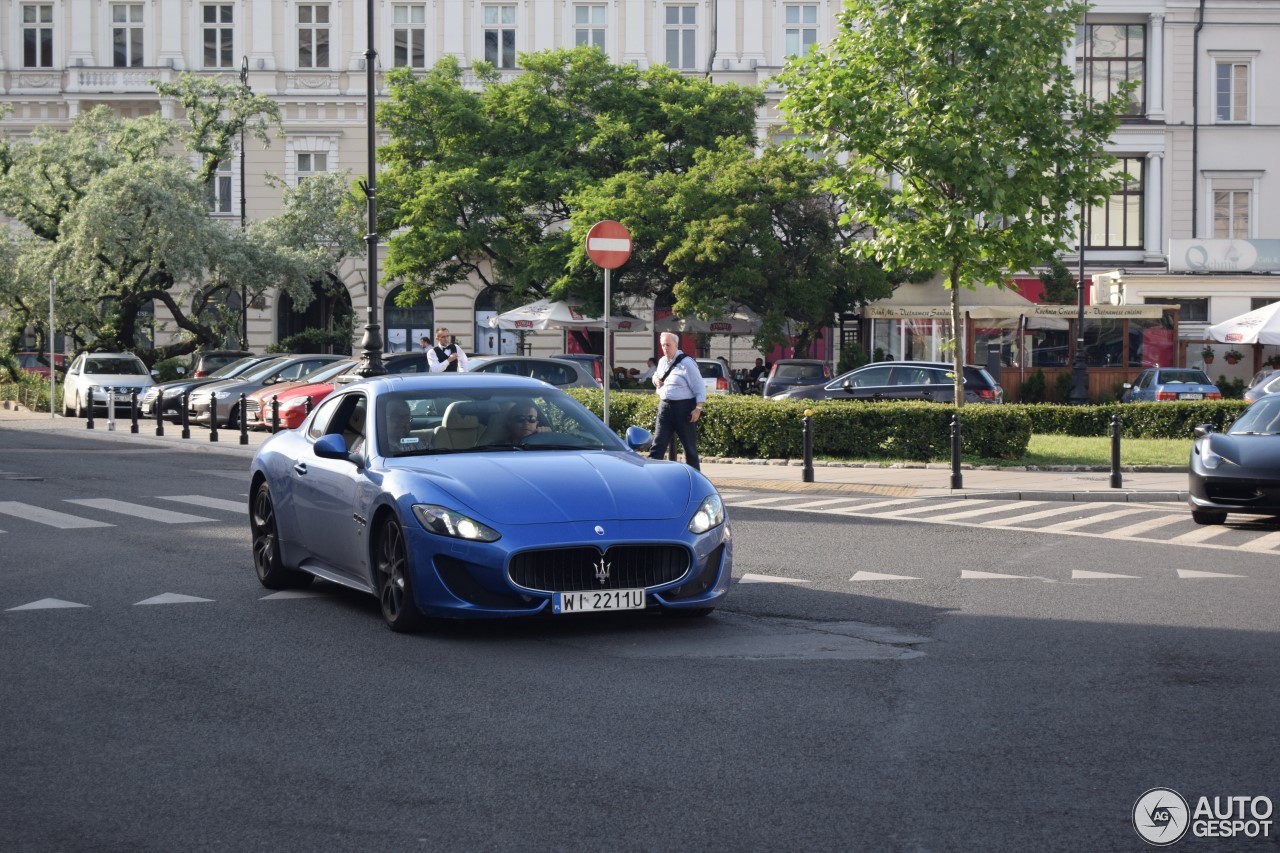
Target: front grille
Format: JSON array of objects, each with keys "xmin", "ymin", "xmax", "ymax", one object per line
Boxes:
[
  {"xmin": 509, "ymin": 545, "xmax": 689, "ymax": 593},
  {"xmin": 244, "ymin": 399, "xmax": 262, "ymax": 416},
  {"xmin": 1205, "ymin": 478, "xmax": 1279, "ymax": 503}
]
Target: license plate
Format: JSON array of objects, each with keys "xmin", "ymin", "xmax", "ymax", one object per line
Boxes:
[
  {"xmin": 552, "ymin": 589, "xmax": 645, "ymax": 614},
  {"xmin": 1179, "ymin": 393, "xmax": 1204, "ymax": 400}
]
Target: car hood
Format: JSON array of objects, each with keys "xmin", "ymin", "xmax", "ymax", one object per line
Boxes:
[
  {"xmin": 85, "ymin": 373, "xmax": 153, "ymax": 387},
  {"xmin": 1211, "ymin": 433, "xmax": 1280, "ymax": 471},
  {"xmin": 386, "ymin": 451, "xmax": 695, "ymax": 524}
]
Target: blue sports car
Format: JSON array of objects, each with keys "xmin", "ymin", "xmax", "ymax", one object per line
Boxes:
[{"xmin": 248, "ymin": 373, "xmax": 732, "ymax": 631}]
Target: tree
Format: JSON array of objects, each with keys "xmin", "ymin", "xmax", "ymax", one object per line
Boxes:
[
  {"xmin": 154, "ymin": 72, "xmax": 282, "ymax": 187},
  {"xmin": 779, "ymin": 0, "xmax": 1131, "ymax": 404},
  {"xmin": 1039, "ymin": 256, "xmax": 1079, "ymax": 305},
  {"xmin": 376, "ymin": 47, "xmax": 763, "ymax": 317}
]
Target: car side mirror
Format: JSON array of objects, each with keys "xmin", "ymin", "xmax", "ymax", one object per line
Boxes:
[
  {"xmin": 314, "ymin": 433, "xmax": 353, "ymax": 460},
  {"xmin": 176, "ymin": 366, "xmax": 187, "ymax": 375},
  {"xmin": 626, "ymin": 426, "xmax": 653, "ymax": 452},
  {"xmin": 842, "ymin": 379, "xmax": 853, "ymax": 392},
  {"xmin": 150, "ymin": 369, "xmax": 160, "ymax": 377},
  {"xmin": 1193, "ymin": 424, "xmax": 1214, "ymax": 439},
  {"xmin": 1122, "ymin": 382, "xmax": 1132, "ymax": 389}
]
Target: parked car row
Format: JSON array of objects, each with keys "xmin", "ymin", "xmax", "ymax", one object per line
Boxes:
[{"xmin": 768, "ymin": 360, "xmax": 1004, "ymax": 405}]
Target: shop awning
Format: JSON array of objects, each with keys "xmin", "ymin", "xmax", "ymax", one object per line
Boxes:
[{"xmin": 863, "ymin": 279, "xmax": 1166, "ymax": 320}]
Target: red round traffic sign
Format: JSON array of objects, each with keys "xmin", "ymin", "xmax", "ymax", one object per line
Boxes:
[{"xmin": 585, "ymin": 220, "xmax": 632, "ymax": 270}]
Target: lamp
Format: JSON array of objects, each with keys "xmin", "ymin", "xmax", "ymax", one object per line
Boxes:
[{"xmin": 354, "ymin": 0, "xmax": 385, "ymax": 376}]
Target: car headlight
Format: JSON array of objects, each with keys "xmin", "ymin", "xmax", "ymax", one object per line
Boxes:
[
  {"xmin": 412, "ymin": 504, "xmax": 501, "ymax": 542},
  {"xmin": 1199, "ymin": 444, "xmax": 1223, "ymax": 470},
  {"xmin": 688, "ymin": 493, "xmax": 725, "ymax": 534}
]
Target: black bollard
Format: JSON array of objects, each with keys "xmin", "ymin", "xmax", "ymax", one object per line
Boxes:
[
  {"xmin": 950, "ymin": 413, "xmax": 963, "ymax": 490},
  {"xmin": 208, "ymin": 393, "xmax": 219, "ymax": 442},
  {"xmin": 86, "ymin": 386, "xmax": 95, "ymax": 430},
  {"xmin": 270, "ymin": 395, "xmax": 280, "ymax": 433},
  {"xmin": 1110, "ymin": 412, "xmax": 1123, "ymax": 489},
  {"xmin": 154, "ymin": 388, "xmax": 164, "ymax": 437},
  {"xmin": 802, "ymin": 409, "xmax": 815, "ymax": 483},
  {"xmin": 130, "ymin": 389, "xmax": 139, "ymax": 434},
  {"xmin": 239, "ymin": 393, "xmax": 249, "ymax": 445},
  {"xmin": 181, "ymin": 391, "xmax": 191, "ymax": 439}
]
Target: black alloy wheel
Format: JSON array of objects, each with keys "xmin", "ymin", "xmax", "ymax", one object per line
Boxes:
[
  {"xmin": 376, "ymin": 517, "xmax": 427, "ymax": 633},
  {"xmin": 250, "ymin": 483, "xmax": 312, "ymax": 589}
]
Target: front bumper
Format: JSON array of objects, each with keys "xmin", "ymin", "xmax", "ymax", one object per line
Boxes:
[{"xmin": 1188, "ymin": 469, "xmax": 1280, "ymax": 516}]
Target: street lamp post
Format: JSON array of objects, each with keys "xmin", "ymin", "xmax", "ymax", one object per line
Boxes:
[
  {"xmin": 239, "ymin": 55, "xmax": 250, "ymax": 350},
  {"xmin": 355, "ymin": 0, "xmax": 385, "ymax": 376}
]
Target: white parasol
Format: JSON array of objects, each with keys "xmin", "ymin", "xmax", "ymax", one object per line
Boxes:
[
  {"xmin": 1206, "ymin": 301, "xmax": 1280, "ymax": 345},
  {"xmin": 488, "ymin": 299, "xmax": 648, "ymax": 333}
]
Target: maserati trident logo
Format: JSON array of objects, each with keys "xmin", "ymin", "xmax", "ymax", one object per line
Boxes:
[
  {"xmin": 594, "ymin": 525, "xmax": 605, "ymax": 536},
  {"xmin": 594, "ymin": 555, "xmax": 611, "ymax": 586}
]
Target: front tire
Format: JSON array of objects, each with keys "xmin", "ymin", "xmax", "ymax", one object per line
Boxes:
[
  {"xmin": 251, "ymin": 483, "xmax": 313, "ymax": 589},
  {"xmin": 75, "ymin": 394, "xmax": 88, "ymax": 419},
  {"xmin": 375, "ymin": 517, "xmax": 427, "ymax": 633},
  {"xmin": 1191, "ymin": 509, "xmax": 1227, "ymax": 526}
]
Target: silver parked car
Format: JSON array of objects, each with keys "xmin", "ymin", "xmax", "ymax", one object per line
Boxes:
[
  {"xmin": 62, "ymin": 352, "xmax": 155, "ymax": 418},
  {"xmin": 468, "ymin": 355, "xmax": 599, "ymax": 388},
  {"xmin": 188, "ymin": 354, "xmax": 346, "ymax": 428}
]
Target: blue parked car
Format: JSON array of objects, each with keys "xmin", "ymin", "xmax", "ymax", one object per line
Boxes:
[
  {"xmin": 1121, "ymin": 368, "xmax": 1222, "ymax": 403},
  {"xmin": 248, "ymin": 373, "xmax": 731, "ymax": 631}
]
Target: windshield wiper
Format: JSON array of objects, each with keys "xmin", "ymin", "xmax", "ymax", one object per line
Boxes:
[{"xmin": 460, "ymin": 443, "xmax": 528, "ymax": 452}]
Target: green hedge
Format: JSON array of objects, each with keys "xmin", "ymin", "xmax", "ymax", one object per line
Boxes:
[
  {"xmin": 1006, "ymin": 401, "xmax": 1249, "ymax": 439},
  {"xmin": 567, "ymin": 390, "xmax": 1032, "ymax": 462}
]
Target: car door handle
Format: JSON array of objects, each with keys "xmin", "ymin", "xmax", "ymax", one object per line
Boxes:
[{"xmin": 294, "ymin": 462, "xmax": 308, "ymax": 476}]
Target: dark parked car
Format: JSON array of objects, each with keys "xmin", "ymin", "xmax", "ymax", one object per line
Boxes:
[
  {"xmin": 142, "ymin": 355, "xmax": 279, "ymax": 421},
  {"xmin": 189, "ymin": 354, "xmax": 346, "ymax": 427},
  {"xmin": 1188, "ymin": 395, "xmax": 1280, "ymax": 524},
  {"xmin": 192, "ymin": 349, "xmax": 255, "ymax": 378},
  {"xmin": 469, "ymin": 355, "xmax": 599, "ymax": 388},
  {"xmin": 771, "ymin": 360, "xmax": 1003, "ymax": 404},
  {"xmin": 761, "ymin": 359, "xmax": 832, "ymax": 398},
  {"xmin": 1121, "ymin": 368, "xmax": 1222, "ymax": 403},
  {"xmin": 1243, "ymin": 369, "xmax": 1280, "ymax": 403}
]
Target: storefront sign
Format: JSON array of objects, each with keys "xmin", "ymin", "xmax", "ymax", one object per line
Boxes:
[{"xmin": 1169, "ymin": 239, "xmax": 1280, "ymax": 273}]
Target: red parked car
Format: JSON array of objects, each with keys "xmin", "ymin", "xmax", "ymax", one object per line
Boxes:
[
  {"xmin": 245, "ymin": 360, "xmax": 359, "ymax": 430},
  {"xmin": 16, "ymin": 352, "xmax": 66, "ymax": 377}
]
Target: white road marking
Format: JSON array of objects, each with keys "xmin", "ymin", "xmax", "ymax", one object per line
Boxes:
[
  {"xmin": 158, "ymin": 495, "xmax": 246, "ymax": 513},
  {"xmin": 134, "ymin": 593, "xmax": 215, "ymax": 605},
  {"xmin": 737, "ymin": 573, "xmax": 810, "ymax": 584},
  {"xmin": 961, "ymin": 570, "xmax": 1032, "ymax": 580},
  {"xmin": 850, "ymin": 571, "xmax": 919, "ymax": 581},
  {"xmin": 785, "ymin": 497, "xmax": 871, "ymax": 511},
  {"xmin": 1072, "ymin": 570, "xmax": 1142, "ymax": 579},
  {"xmin": 829, "ymin": 497, "xmax": 933, "ymax": 513},
  {"xmin": 876, "ymin": 500, "xmax": 994, "ymax": 518},
  {"xmin": 259, "ymin": 590, "xmax": 327, "ymax": 599},
  {"xmin": 1166, "ymin": 525, "xmax": 1237, "ymax": 545},
  {"xmin": 0, "ymin": 501, "xmax": 114, "ymax": 529},
  {"xmin": 1236, "ymin": 529, "xmax": 1280, "ymax": 552},
  {"xmin": 724, "ymin": 495, "xmax": 797, "ymax": 508},
  {"xmin": 6, "ymin": 598, "xmax": 90, "ymax": 611},
  {"xmin": 1104, "ymin": 513, "xmax": 1190, "ymax": 540},
  {"xmin": 65, "ymin": 499, "xmax": 214, "ymax": 524},
  {"xmin": 987, "ymin": 504, "xmax": 1094, "ymax": 527},
  {"xmin": 1038, "ymin": 506, "xmax": 1155, "ymax": 533},
  {"xmin": 1177, "ymin": 569, "xmax": 1245, "ymax": 579},
  {"xmin": 928, "ymin": 501, "xmax": 1048, "ymax": 522}
]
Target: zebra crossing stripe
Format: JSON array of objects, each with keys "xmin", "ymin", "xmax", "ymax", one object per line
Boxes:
[
  {"xmin": 157, "ymin": 495, "xmax": 247, "ymax": 513},
  {"xmin": 1166, "ymin": 525, "xmax": 1236, "ymax": 545},
  {"xmin": 987, "ymin": 504, "xmax": 1091, "ymax": 527},
  {"xmin": 0, "ymin": 501, "xmax": 114, "ymax": 529},
  {"xmin": 785, "ymin": 497, "xmax": 871, "ymax": 511},
  {"xmin": 874, "ymin": 500, "xmax": 995, "ymax": 518},
  {"xmin": 926, "ymin": 501, "xmax": 1046, "ymax": 522},
  {"xmin": 65, "ymin": 499, "xmax": 214, "ymax": 524},
  {"xmin": 725, "ymin": 495, "xmax": 797, "ymax": 508},
  {"xmin": 828, "ymin": 497, "xmax": 931, "ymax": 513},
  {"xmin": 1236, "ymin": 529, "xmax": 1280, "ymax": 552},
  {"xmin": 1103, "ymin": 513, "xmax": 1189, "ymax": 540},
  {"xmin": 1037, "ymin": 506, "xmax": 1156, "ymax": 533}
]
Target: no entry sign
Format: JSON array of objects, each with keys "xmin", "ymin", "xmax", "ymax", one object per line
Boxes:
[{"xmin": 585, "ymin": 220, "xmax": 632, "ymax": 269}]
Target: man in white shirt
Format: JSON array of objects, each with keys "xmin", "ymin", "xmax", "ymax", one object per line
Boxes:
[
  {"xmin": 426, "ymin": 327, "xmax": 469, "ymax": 373},
  {"xmin": 649, "ymin": 332, "xmax": 707, "ymax": 470}
]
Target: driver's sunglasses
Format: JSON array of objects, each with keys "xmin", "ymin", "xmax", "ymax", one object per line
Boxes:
[{"xmin": 510, "ymin": 415, "xmax": 538, "ymax": 424}]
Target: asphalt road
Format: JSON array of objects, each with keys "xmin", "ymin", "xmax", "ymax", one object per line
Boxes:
[{"xmin": 1, "ymin": 427, "xmax": 1277, "ymax": 852}]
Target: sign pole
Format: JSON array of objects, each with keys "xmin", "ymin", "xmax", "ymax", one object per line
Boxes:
[
  {"xmin": 603, "ymin": 268, "xmax": 611, "ymax": 430},
  {"xmin": 49, "ymin": 275, "xmax": 55, "ymax": 418}
]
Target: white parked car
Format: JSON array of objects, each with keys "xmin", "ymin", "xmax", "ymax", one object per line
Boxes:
[{"xmin": 62, "ymin": 352, "xmax": 155, "ymax": 418}]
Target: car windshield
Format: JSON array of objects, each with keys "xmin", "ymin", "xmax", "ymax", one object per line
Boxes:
[
  {"xmin": 210, "ymin": 356, "xmax": 265, "ymax": 378},
  {"xmin": 235, "ymin": 357, "xmax": 291, "ymax": 382},
  {"xmin": 1158, "ymin": 370, "xmax": 1211, "ymax": 385},
  {"xmin": 776, "ymin": 363, "xmax": 825, "ymax": 380},
  {"xmin": 301, "ymin": 360, "xmax": 357, "ymax": 383},
  {"xmin": 1229, "ymin": 397, "xmax": 1280, "ymax": 435},
  {"xmin": 85, "ymin": 357, "xmax": 147, "ymax": 375},
  {"xmin": 377, "ymin": 387, "xmax": 624, "ymax": 458}
]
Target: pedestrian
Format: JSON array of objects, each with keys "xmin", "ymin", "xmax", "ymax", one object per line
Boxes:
[
  {"xmin": 638, "ymin": 357, "xmax": 657, "ymax": 383},
  {"xmin": 419, "ymin": 335, "xmax": 431, "ymax": 352},
  {"xmin": 427, "ymin": 327, "xmax": 469, "ymax": 373},
  {"xmin": 649, "ymin": 331, "xmax": 706, "ymax": 470}
]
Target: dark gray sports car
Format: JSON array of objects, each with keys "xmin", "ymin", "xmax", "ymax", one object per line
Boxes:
[{"xmin": 1188, "ymin": 395, "xmax": 1280, "ymax": 524}]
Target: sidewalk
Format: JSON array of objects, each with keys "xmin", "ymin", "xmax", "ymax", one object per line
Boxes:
[{"xmin": 0, "ymin": 399, "xmax": 1189, "ymax": 502}]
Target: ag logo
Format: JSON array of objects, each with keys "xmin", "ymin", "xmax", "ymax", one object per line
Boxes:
[{"xmin": 1133, "ymin": 788, "xmax": 1190, "ymax": 846}]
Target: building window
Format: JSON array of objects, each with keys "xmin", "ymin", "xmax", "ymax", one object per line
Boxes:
[
  {"xmin": 1213, "ymin": 190, "xmax": 1249, "ymax": 239},
  {"xmin": 112, "ymin": 4, "xmax": 144, "ymax": 68},
  {"xmin": 203, "ymin": 5, "xmax": 234, "ymax": 69},
  {"xmin": 1215, "ymin": 61, "xmax": 1249, "ymax": 123},
  {"xmin": 393, "ymin": 4, "xmax": 427, "ymax": 69},
  {"xmin": 208, "ymin": 159, "xmax": 233, "ymax": 214},
  {"xmin": 574, "ymin": 5, "xmax": 605, "ymax": 51},
  {"xmin": 1086, "ymin": 157, "xmax": 1143, "ymax": 249},
  {"xmin": 483, "ymin": 5, "xmax": 517, "ymax": 69},
  {"xmin": 665, "ymin": 5, "xmax": 696, "ymax": 70},
  {"xmin": 23, "ymin": 4, "xmax": 54, "ymax": 69},
  {"xmin": 296, "ymin": 152, "xmax": 328, "ymax": 184},
  {"xmin": 298, "ymin": 4, "xmax": 331, "ymax": 69},
  {"xmin": 1076, "ymin": 23, "xmax": 1145, "ymax": 117},
  {"xmin": 1145, "ymin": 297, "xmax": 1207, "ymax": 324},
  {"xmin": 784, "ymin": 5, "xmax": 817, "ymax": 58}
]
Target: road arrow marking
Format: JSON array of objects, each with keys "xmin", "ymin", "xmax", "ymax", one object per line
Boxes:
[
  {"xmin": 259, "ymin": 590, "xmax": 327, "ymax": 599},
  {"xmin": 1072, "ymin": 570, "xmax": 1142, "ymax": 579},
  {"xmin": 850, "ymin": 571, "xmax": 919, "ymax": 581},
  {"xmin": 6, "ymin": 598, "xmax": 89, "ymax": 611},
  {"xmin": 737, "ymin": 573, "xmax": 810, "ymax": 584},
  {"xmin": 1177, "ymin": 569, "xmax": 1245, "ymax": 579},
  {"xmin": 961, "ymin": 570, "xmax": 1032, "ymax": 580},
  {"xmin": 134, "ymin": 593, "xmax": 215, "ymax": 605}
]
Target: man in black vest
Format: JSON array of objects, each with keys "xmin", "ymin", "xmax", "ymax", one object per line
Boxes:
[{"xmin": 427, "ymin": 327, "xmax": 469, "ymax": 373}]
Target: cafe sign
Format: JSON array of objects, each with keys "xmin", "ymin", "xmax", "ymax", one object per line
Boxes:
[{"xmin": 1169, "ymin": 239, "xmax": 1280, "ymax": 273}]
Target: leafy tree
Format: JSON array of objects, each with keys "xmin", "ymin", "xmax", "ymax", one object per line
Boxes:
[
  {"xmin": 154, "ymin": 72, "xmax": 283, "ymax": 186},
  {"xmin": 376, "ymin": 47, "xmax": 763, "ymax": 317},
  {"xmin": 779, "ymin": 0, "xmax": 1131, "ymax": 404},
  {"xmin": 1038, "ymin": 256, "xmax": 1079, "ymax": 305}
]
